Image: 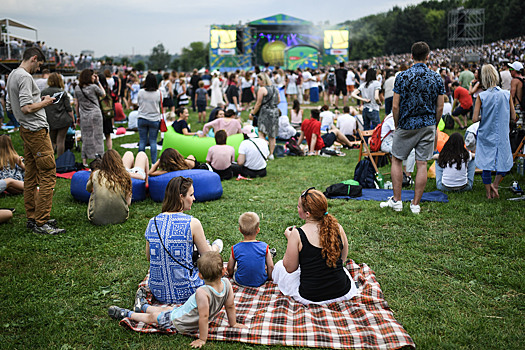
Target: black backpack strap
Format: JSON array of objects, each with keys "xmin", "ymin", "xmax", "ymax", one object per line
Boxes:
[
  {"xmin": 79, "ymin": 86, "xmax": 100, "ymax": 107},
  {"xmin": 249, "ymin": 138, "xmax": 268, "ymax": 161},
  {"xmin": 153, "ymin": 216, "xmax": 194, "ymax": 274}
]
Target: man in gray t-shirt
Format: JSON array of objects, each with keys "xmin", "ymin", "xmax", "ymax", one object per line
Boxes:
[{"xmin": 6, "ymin": 47, "xmax": 65, "ymax": 235}]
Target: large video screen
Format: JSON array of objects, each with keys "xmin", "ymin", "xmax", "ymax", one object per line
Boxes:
[
  {"xmin": 324, "ymin": 30, "xmax": 349, "ymax": 49},
  {"xmin": 210, "ymin": 30, "xmax": 237, "ymax": 49}
]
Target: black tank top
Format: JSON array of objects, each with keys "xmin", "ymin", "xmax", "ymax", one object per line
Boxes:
[{"xmin": 298, "ymin": 227, "xmax": 351, "ymax": 302}]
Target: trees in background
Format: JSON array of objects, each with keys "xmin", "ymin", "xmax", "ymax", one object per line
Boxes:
[
  {"xmin": 171, "ymin": 42, "xmax": 209, "ymax": 72},
  {"xmin": 346, "ymin": 0, "xmax": 524, "ymax": 60},
  {"xmin": 148, "ymin": 43, "xmax": 171, "ymax": 71}
]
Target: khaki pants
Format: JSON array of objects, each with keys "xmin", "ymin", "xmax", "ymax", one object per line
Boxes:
[{"xmin": 19, "ymin": 127, "xmax": 56, "ymax": 226}]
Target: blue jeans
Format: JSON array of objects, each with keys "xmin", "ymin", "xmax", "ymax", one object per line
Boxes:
[
  {"xmin": 138, "ymin": 118, "xmax": 160, "ymax": 163},
  {"xmin": 436, "ymin": 160, "xmax": 476, "ymax": 191},
  {"xmin": 363, "ymin": 109, "xmax": 380, "ymax": 130},
  {"xmin": 384, "ymin": 97, "xmax": 393, "ymax": 115},
  {"xmin": 7, "ymin": 110, "xmax": 20, "ymax": 128}
]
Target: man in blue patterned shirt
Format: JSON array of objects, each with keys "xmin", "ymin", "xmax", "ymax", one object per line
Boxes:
[{"xmin": 380, "ymin": 42, "xmax": 445, "ymax": 214}]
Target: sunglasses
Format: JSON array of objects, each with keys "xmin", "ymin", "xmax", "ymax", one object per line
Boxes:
[{"xmin": 301, "ymin": 187, "xmax": 315, "ymax": 199}]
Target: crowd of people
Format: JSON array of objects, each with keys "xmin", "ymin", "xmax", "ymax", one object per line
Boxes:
[{"xmin": 0, "ymin": 35, "xmax": 523, "ymax": 346}]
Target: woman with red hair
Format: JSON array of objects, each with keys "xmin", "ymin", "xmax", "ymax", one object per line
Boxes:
[{"xmin": 272, "ymin": 188, "xmax": 358, "ymax": 305}]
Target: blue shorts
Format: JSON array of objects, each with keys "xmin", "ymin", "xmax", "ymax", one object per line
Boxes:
[{"xmin": 322, "ymin": 132, "xmax": 337, "ymax": 148}]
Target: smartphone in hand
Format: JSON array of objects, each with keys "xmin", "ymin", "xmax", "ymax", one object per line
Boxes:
[{"xmin": 52, "ymin": 91, "xmax": 64, "ymax": 104}]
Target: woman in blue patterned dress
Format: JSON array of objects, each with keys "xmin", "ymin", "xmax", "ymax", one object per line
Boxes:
[
  {"xmin": 143, "ymin": 177, "xmax": 223, "ymax": 304},
  {"xmin": 473, "ymin": 64, "xmax": 516, "ymax": 199}
]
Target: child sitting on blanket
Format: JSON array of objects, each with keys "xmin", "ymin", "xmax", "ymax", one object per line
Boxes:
[
  {"xmin": 108, "ymin": 251, "xmax": 246, "ymax": 348},
  {"xmin": 227, "ymin": 212, "xmax": 274, "ymax": 287}
]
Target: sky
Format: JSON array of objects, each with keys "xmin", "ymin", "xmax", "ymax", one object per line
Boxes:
[{"xmin": 3, "ymin": 0, "xmax": 425, "ymax": 57}]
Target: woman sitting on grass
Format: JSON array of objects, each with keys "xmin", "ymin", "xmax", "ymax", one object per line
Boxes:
[
  {"xmin": 143, "ymin": 176, "xmax": 223, "ymax": 304},
  {"xmin": 0, "ymin": 135, "xmax": 25, "ymax": 194},
  {"xmin": 272, "ymin": 188, "xmax": 358, "ymax": 305},
  {"xmin": 435, "ymin": 132, "xmax": 476, "ymax": 192},
  {"xmin": 148, "ymin": 148, "xmax": 198, "ymax": 177},
  {"xmin": 172, "ymin": 107, "xmax": 199, "ymax": 136},
  {"xmin": 86, "ymin": 149, "xmax": 132, "ymax": 225}
]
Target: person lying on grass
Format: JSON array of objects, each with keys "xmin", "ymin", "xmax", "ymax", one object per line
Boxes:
[
  {"xmin": 227, "ymin": 212, "xmax": 274, "ymax": 287},
  {"xmin": 109, "ymin": 251, "xmax": 247, "ymax": 348}
]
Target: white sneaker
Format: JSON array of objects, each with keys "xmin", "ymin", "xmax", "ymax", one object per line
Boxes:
[
  {"xmin": 268, "ymin": 154, "xmax": 274, "ymax": 160},
  {"xmin": 380, "ymin": 196, "xmax": 403, "ymax": 212},
  {"xmin": 211, "ymin": 239, "xmax": 223, "ymax": 253},
  {"xmin": 410, "ymin": 201, "xmax": 420, "ymax": 214}
]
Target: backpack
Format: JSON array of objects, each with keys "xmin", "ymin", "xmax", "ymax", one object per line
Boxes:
[
  {"xmin": 327, "ymin": 72, "xmax": 336, "ymax": 87},
  {"xmin": 55, "ymin": 150, "xmax": 77, "ymax": 173},
  {"xmin": 285, "ymin": 137, "xmax": 304, "ymax": 156},
  {"xmin": 323, "ymin": 182, "xmax": 362, "ymax": 198},
  {"xmin": 369, "ymin": 118, "xmax": 393, "ymax": 152},
  {"xmin": 354, "ymin": 158, "xmax": 376, "ymax": 188},
  {"xmin": 443, "ymin": 113, "xmax": 454, "ymax": 129},
  {"xmin": 99, "ymin": 92, "xmax": 115, "ymax": 120}
]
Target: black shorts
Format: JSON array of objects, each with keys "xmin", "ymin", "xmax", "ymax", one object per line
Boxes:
[
  {"xmin": 163, "ymin": 97, "xmax": 174, "ymax": 108},
  {"xmin": 197, "ymin": 101, "xmax": 206, "ymax": 113},
  {"xmin": 452, "ymin": 106, "xmax": 471, "ymax": 116},
  {"xmin": 334, "ymin": 85, "xmax": 347, "ymax": 96},
  {"xmin": 103, "ymin": 117, "xmax": 113, "ymax": 135},
  {"xmin": 321, "ymin": 132, "xmax": 337, "ymax": 148}
]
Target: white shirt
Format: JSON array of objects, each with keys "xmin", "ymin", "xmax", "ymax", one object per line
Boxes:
[
  {"xmin": 302, "ymin": 71, "xmax": 312, "ymax": 89},
  {"xmin": 442, "ymin": 153, "xmax": 473, "ymax": 187},
  {"xmin": 500, "ymin": 70, "xmax": 512, "ymax": 91},
  {"xmin": 337, "ymin": 114, "xmax": 357, "ymax": 136},
  {"xmin": 320, "ymin": 110, "xmax": 335, "ymax": 129},
  {"xmin": 278, "ymin": 116, "xmax": 297, "ymax": 140},
  {"xmin": 380, "ymin": 115, "xmax": 395, "ymax": 138},
  {"xmin": 238, "ymin": 137, "xmax": 269, "ymax": 170},
  {"xmin": 346, "ymin": 71, "xmax": 355, "ymax": 86},
  {"xmin": 443, "ymin": 102, "xmax": 452, "ymax": 115},
  {"xmin": 383, "ymin": 76, "xmax": 395, "ymax": 99}
]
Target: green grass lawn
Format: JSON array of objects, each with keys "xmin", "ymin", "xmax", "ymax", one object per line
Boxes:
[{"xmin": 1, "ymin": 107, "xmax": 524, "ymax": 349}]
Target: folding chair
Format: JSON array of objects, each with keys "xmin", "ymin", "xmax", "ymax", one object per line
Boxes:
[
  {"xmin": 512, "ymin": 134, "xmax": 525, "ymax": 161},
  {"xmin": 358, "ymin": 129, "xmax": 391, "ymax": 169}
]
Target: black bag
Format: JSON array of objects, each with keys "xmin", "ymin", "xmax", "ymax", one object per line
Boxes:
[
  {"xmin": 443, "ymin": 113, "xmax": 454, "ymax": 129},
  {"xmin": 285, "ymin": 137, "xmax": 304, "ymax": 156},
  {"xmin": 354, "ymin": 158, "xmax": 376, "ymax": 189},
  {"xmin": 510, "ymin": 128, "xmax": 525, "ymax": 154},
  {"xmin": 55, "ymin": 150, "xmax": 77, "ymax": 173},
  {"xmin": 324, "ymin": 182, "xmax": 362, "ymax": 198}
]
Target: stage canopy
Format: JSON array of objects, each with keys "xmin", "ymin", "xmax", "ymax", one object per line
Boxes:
[{"xmin": 249, "ymin": 14, "xmax": 312, "ymax": 26}]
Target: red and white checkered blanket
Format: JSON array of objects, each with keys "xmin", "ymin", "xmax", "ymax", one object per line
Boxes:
[{"xmin": 120, "ymin": 260, "xmax": 415, "ymax": 349}]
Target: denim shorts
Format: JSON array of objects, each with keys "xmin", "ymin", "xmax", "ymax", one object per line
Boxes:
[{"xmin": 157, "ymin": 311, "xmax": 175, "ymax": 331}]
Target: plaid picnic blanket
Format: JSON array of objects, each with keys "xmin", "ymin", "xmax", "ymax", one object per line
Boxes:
[{"xmin": 120, "ymin": 260, "xmax": 415, "ymax": 349}]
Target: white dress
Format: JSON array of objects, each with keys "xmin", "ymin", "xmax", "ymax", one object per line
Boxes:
[{"xmin": 210, "ymin": 77, "xmax": 224, "ymax": 108}]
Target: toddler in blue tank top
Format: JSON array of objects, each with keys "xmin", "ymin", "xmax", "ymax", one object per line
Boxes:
[{"xmin": 227, "ymin": 212, "xmax": 274, "ymax": 287}]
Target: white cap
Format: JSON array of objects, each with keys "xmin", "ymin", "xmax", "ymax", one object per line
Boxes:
[{"xmin": 507, "ymin": 61, "xmax": 523, "ymax": 71}]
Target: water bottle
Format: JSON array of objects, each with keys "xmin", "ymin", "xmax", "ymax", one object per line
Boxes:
[{"xmin": 517, "ymin": 157, "xmax": 524, "ymax": 176}]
